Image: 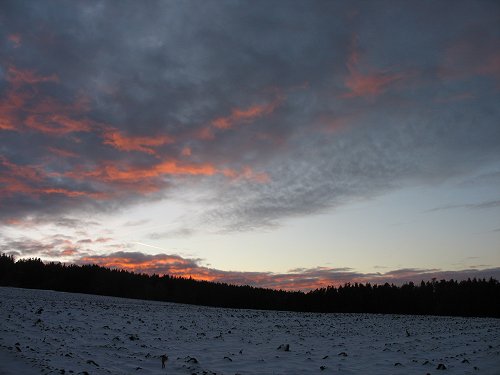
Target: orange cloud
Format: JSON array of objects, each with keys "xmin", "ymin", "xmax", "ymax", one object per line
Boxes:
[
  {"xmin": 0, "ymin": 175, "xmax": 33, "ymax": 197},
  {"xmin": 59, "ymin": 159, "xmax": 215, "ymax": 196},
  {"xmin": 342, "ymin": 36, "xmax": 405, "ymax": 98},
  {"xmin": 0, "ymin": 156, "xmax": 43, "ymax": 182},
  {"xmin": 22, "ymin": 95, "xmax": 93, "ymax": 135},
  {"xmin": 63, "ymin": 158, "xmax": 269, "ymax": 197},
  {"xmin": 315, "ymin": 113, "xmax": 358, "ymax": 134},
  {"xmin": 73, "ymin": 251, "xmax": 500, "ymax": 292},
  {"xmin": 344, "ymin": 71, "xmax": 404, "ymax": 98},
  {"xmin": 74, "ymin": 252, "xmax": 348, "ymax": 290},
  {"xmin": 0, "ymin": 67, "xmax": 94, "ymax": 136},
  {"xmin": 0, "ymin": 174, "xmax": 107, "ymax": 200},
  {"xmin": 0, "ymin": 157, "xmax": 107, "ymax": 200},
  {"xmin": 196, "ymin": 96, "xmax": 284, "ymax": 140},
  {"xmin": 61, "ymin": 248, "xmax": 79, "ymax": 256},
  {"xmin": 212, "ymin": 117, "xmax": 231, "ymax": 130},
  {"xmin": 81, "ymin": 160, "xmax": 217, "ymax": 182},
  {"xmin": 7, "ymin": 66, "xmax": 58, "ymax": 88},
  {"xmin": 195, "ymin": 126, "xmax": 215, "ymax": 140},
  {"xmin": 0, "ymin": 121, "xmax": 15, "ymax": 131},
  {"xmin": 47, "ymin": 147, "xmax": 79, "ymax": 158},
  {"xmin": 222, "ymin": 166, "xmax": 270, "ymax": 183},
  {"xmin": 7, "ymin": 34, "xmax": 22, "ymax": 47},
  {"xmin": 25, "ymin": 114, "xmax": 93, "ymax": 134},
  {"xmin": 0, "ymin": 90, "xmax": 30, "ymax": 131},
  {"xmin": 439, "ymin": 35, "xmax": 500, "ymax": 83},
  {"xmin": 5, "ymin": 218, "xmax": 23, "ymax": 226},
  {"xmin": 38, "ymin": 188, "xmax": 106, "ymax": 199},
  {"xmin": 0, "ymin": 242, "xmax": 482, "ymax": 290},
  {"xmin": 211, "ymin": 98, "xmax": 282, "ymax": 130},
  {"xmin": 79, "ymin": 252, "xmax": 198, "ymax": 276},
  {"xmin": 103, "ymin": 128, "xmax": 174, "ymax": 155}
]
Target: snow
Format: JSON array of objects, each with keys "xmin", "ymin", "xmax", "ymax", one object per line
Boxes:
[{"xmin": 0, "ymin": 286, "xmax": 499, "ymax": 374}]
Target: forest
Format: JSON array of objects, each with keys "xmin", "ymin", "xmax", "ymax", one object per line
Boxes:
[{"xmin": 1, "ymin": 254, "xmax": 499, "ymax": 318}]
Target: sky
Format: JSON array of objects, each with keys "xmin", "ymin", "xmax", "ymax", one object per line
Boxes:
[{"xmin": 1, "ymin": 0, "xmax": 499, "ymax": 291}]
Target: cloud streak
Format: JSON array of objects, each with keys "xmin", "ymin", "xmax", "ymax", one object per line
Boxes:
[{"xmin": 426, "ymin": 200, "xmax": 500, "ymax": 213}]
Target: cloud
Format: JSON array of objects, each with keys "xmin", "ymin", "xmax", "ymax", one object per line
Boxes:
[
  {"xmin": 0, "ymin": 90, "xmax": 24, "ymax": 130},
  {"xmin": 0, "ymin": 239, "xmax": 54, "ymax": 257},
  {"xmin": 25, "ymin": 113, "xmax": 93, "ymax": 135},
  {"xmin": 77, "ymin": 237, "xmax": 111, "ymax": 244},
  {"xmin": 426, "ymin": 200, "xmax": 500, "ymax": 213},
  {"xmin": 149, "ymin": 227, "xmax": 195, "ymax": 240},
  {"xmin": 71, "ymin": 251, "xmax": 500, "ymax": 291},
  {"xmin": 72, "ymin": 159, "xmax": 219, "ymax": 181},
  {"xmin": 439, "ymin": 30, "xmax": 500, "ymax": 83},
  {"xmin": 211, "ymin": 96, "xmax": 283, "ymax": 131},
  {"xmin": 342, "ymin": 35, "xmax": 406, "ymax": 98},
  {"xmin": 102, "ymin": 128, "xmax": 174, "ymax": 155},
  {"xmin": 74, "ymin": 251, "xmax": 369, "ymax": 290},
  {"xmin": 7, "ymin": 33, "xmax": 22, "ymax": 48},
  {"xmin": 47, "ymin": 147, "xmax": 79, "ymax": 158},
  {"xmin": 0, "ymin": 236, "xmax": 85, "ymax": 259},
  {"xmin": 0, "ymin": 156, "xmax": 108, "ymax": 205},
  {"xmin": 0, "ymin": 0, "xmax": 498, "ymax": 235},
  {"xmin": 76, "ymin": 251, "xmax": 200, "ymax": 276},
  {"xmin": 2, "ymin": 216, "xmax": 99, "ymax": 229},
  {"xmin": 6, "ymin": 66, "xmax": 58, "ymax": 87}
]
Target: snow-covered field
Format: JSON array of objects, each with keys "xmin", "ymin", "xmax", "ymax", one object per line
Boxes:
[{"xmin": 0, "ymin": 287, "xmax": 499, "ymax": 375}]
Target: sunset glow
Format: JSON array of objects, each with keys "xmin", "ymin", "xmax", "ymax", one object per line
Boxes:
[{"xmin": 1, "ymin": 1, "xmax": 499, "ymax": 291}]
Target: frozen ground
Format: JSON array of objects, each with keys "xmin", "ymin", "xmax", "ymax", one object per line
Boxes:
[{"xmin": 0, "ymin": 287, "xmax": 499, "ymax": 375}]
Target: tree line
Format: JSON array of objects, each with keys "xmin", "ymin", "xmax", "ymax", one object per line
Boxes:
[{"xmin": 1, "ymin": 254, "xmax": 499, "ymax": 317}]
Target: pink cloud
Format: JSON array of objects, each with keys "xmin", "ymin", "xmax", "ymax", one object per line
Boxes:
[
  {"xmin": 7, "ymin": 34, "xmax": 22, "ymax": 48},
  {"xmin": 103, "ymin": 128, "xmax": 174, "ymax": 155},
  {"xmin": 73, "ymin": 251, "xmax": 500, "ymax": 291},
  {"xmin": 195, "ymin": 95, "xmax": 284, "ymax": 141},
  {"xmin": 439, "ymin": 33, "xmax": 500, "ymax": 82},
  {"xmin": 47, "ymin": 147, "xmax": 79, "ymax": 158},
  {"xmin": 211, "ymin": 98, "xmax": 282, "ymax": 130},
  {"xmin": 7, "ymin": 66, "xmax": 59, "ymax": 88},
  {"xmin": 342, "ymin": 36, "xmax": 406, "ymax": 98},
  {"xmin": 0, "ymin": 156, "xmax": 107, "ymax": 201}
]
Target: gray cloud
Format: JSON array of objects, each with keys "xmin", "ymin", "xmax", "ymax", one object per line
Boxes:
[
  {"xmin": 0, "ymin": 239, "xmax": 53, "ymax": 257},
  {"xmin": 149, "ymin": 228, "xmax": 195, "ymax": 240},
  {"xmin": 123, "ymin": 219, "xmax": 150, "ymax": 227},
  {"xmin": 0, "ymin": 0, "xmax": 499, "ymax": 233},
  {"xmin": 0, "ymin": 236, "xmax": 84, "ymax": 258}
]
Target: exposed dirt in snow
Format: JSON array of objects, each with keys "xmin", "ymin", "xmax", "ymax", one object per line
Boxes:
[{"xmin": 1, "ymin": 287, "xmax": 499, "ymax": 374}]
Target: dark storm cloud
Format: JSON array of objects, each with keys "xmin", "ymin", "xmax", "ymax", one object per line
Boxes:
[{"xmin": 0, "ymin": 0, "xmax": 499, "ymax": 230}]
